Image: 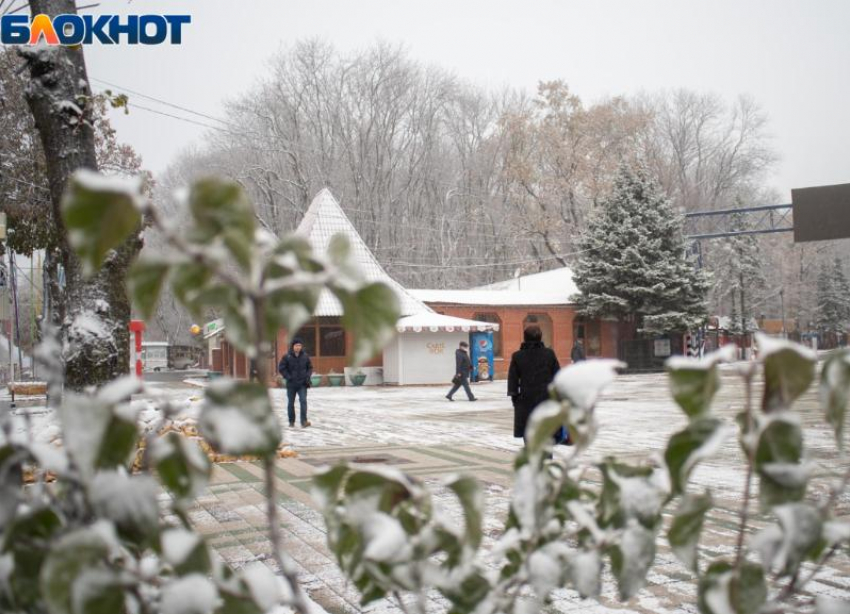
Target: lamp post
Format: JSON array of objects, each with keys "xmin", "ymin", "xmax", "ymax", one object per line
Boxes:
[{"xmin": 0, "ymin": 212, "xmax": 11, "ymax": 383}]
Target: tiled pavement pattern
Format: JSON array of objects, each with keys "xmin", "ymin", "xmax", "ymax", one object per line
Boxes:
[{"xmin": 179, "ymin": 371, "xmax": 850, "ymax": 613}]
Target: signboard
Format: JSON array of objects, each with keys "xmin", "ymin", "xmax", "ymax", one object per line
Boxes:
[
  {"xmin": 653, "ymin": 338, "xmax": 671, "ymax": 357},
  {"xmin": 471, "ymin": 331, "xmax": 494, "ymax": 381},
  {"xmin": 203, "ymin": 318, "xmax": 224, "ymax": 339},
  {"xmin": 792, "ymin": 183, "xmax": 850, "ymax": 242}
]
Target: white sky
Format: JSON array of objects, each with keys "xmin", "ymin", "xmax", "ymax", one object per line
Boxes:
[{"xmin": 82, "ymin": 0, "xmax": 850, "ymax": 202}]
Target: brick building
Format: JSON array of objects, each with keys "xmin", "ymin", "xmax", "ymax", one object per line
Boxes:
[{"xmin": 410, "ymin": 268, "xmax": 624, "ymax": 379}]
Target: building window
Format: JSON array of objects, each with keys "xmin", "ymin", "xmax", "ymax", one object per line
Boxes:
[
  {"xmin": 473, "ymin": 312, "xmax": 502, "ymax": 357},
  {"xmin": 320, "ymin": 325, "xmax": 346, "ymax": 357},
  {"xmin": 523, "ymin": 313, "xmax": 554, "ymax": 348},
  {"xmin": 294, "ymin": 318, "xmax": 346, "ymax": 357}
]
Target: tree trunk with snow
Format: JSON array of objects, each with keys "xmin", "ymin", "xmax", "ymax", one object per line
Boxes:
[{"xmin": 20, "ymin": 0, "xmax": 139, "ymax": 389}]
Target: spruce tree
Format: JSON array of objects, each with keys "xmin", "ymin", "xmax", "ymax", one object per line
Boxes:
[
  {"xmin": 574, "ymin": 164, "xmax": 709, "ymax": 334},
  {"xmin": 722, "ymin": 207, "xmax": 766, "ymax": 334},
  {"xmin": 816, "ymin": 258, "xmax": 850, "ymax": 335}
]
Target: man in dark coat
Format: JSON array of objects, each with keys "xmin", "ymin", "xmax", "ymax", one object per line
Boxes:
[
  {"xmin": 571, "ymin": 339, "xmax": 586, "ymax": 363},
  {"xmin": 278, "ymin": 337, "xmax": 313, "ymax": 427},
  {"xmin": 446, "ymin": 341, "xmax": 477, "ymax": 401},
  {"xmin": 508, "ymin": 325, "xmax": 561, "ymax": 441}
]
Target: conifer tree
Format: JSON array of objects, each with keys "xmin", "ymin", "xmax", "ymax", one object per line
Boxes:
[
  {"xmin": 816, "ymin": 258, "xmax": 850, "ymax": 335},
  {"xmin": 574, "ymin": 164, "xmax": 709, "ymax": 334}
]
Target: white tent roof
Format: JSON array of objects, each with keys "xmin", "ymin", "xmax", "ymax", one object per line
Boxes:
[
  {"xmin": 396, "ymin": 312, "xmax": 500, "ymax": 333},
  {"xmin": 409, "ymin": 289, "xmax": 570, "ymax": 306},
  {"xmin": 296, "ymin": 189, "xmax": 432, "ymax": 317},
  {"xmin": 474, "ymin": 267, "xmax": 580, "ymax": 301}
]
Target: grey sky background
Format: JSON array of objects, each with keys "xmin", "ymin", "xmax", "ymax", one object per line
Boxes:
[{"xmin": 83, "ymin": 0, "xmax": 850, "ymax": 203}]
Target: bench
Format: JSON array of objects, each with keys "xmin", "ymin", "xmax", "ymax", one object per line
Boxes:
[{"xmin": 8, "ymin": 382, "xmax": 48, "ymax": 404}]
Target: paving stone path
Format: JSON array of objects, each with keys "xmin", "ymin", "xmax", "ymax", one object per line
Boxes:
[{"xmin": 174, "ymin": 370, "xmax": 849, "ymax": 613}]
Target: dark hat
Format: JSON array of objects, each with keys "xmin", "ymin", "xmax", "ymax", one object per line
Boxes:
[
  {"xmin": 291, "ymin": 337, "xmax": 304, "ymax": 346},
  {"xmin": 459, "ymin": 341, "xmax": 469, "ymax": 348}
]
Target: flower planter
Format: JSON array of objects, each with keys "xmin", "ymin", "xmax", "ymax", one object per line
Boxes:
[
  {"xmin": 310, "ymin": 374, "xmax": 323, "ymax": 388},
  {"xmin": 327, "ymin": 374, "xmax": 345, "ymax": 387},
  {"xmin": 350, "ymin": 373, "xmax": 367, "ymax": 386}
]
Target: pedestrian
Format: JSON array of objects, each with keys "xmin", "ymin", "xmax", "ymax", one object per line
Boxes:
[
  {"xmin": 446, "ymin": 340, "xmax": 477, "ymax": 402},
  {"xmin": 570, "ymin": 338, "xmax": 586, "ymax": 363},
  {"xmin": 278, "ymin": 337, "xmax": 313, "ymax": 427},
  {"xmin": 509, "ymin": 325, "xmax": 567, "ymax": 444}
]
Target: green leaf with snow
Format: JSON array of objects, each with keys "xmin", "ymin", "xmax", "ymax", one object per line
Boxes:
[
  {"xmin": 70, "ymin": 568, "xmax": 125, "ymax": 614},
  {"xmin": 665, "ymin": 418, "xmax": 728, "ymax": 496},
  {"xmin": 568, "ymin": 549, "xmax": 602, "ymax": 599},
  {"xmin": 697, "ymin": 560, "xmax": 766, "ymax": 614},
  {"xmin": 608, "ymin": 520, "xmax": 657, "ymax": 600},
  {"xmin": 552, "ymin": 359, "xmax": 624, "ymax": 410},
  {"xmin": 598, "ymin": 460, "xmax": 664, "ymax": 530},
  {"xmin": 199, "ymin": 380, "xmax": 280, "ymax": 457},
  {"xmin": 128, "ymin": 258, "xmax": 170, "ymax": 321},
  {"xmin": 820, "ymin": 349, "xmax": 850, "ymax": 451},
  {"xmin": 61, "ymin": 170, "xmax": 143, "ymax": 278},
  {"xmin": 754, "ymin": 414, "xmax": 807, "ymax": 508},
  {"xmin": 161, "ymin": 528, "xmax": 211, "ymax": 576},
  {"xmin": 150, "ymin": 432, "xmax": 211, "ymax": 501},
  {"xmin": 3, "ymin": 508, "xmax": 62, "ymax": 610},
  {"xmin": 171, "ymin": 261, "xmax": 213, "ymax": 314},
  {"xmin": 60, "ymin": 394, "xmax": 138, "ymax": 479},
  {"xmin": 752, "ymin": 503, "xmax": 823, "ymax": 577},
  {"xmin": 758, "ymin": 334, "xmax": 816, "ymax": 413},
  {"xmin": 665, "ymin": 347, "xmax": 734, "ymax": 418},
  {"xmin": 40, "ymin": 525, "xmax": 116, "ymax": 614},
  {"xmin": 188, "ymin": 179, "xmax": 255, "ymax": 269},
  {"xmin": 524, "ymin": 400, "xmax": 567, "ymax": 455},
  {"xmin": 668, "ymin": 491, "xmax": 712, "ymax": 571},
  {"xmin": 445, "ymin": 475, "xmax": 484, "ymax": 550},
  {"xmin": 89, "ymin": 472, "xmax": 160, "ymax": 545},
  {"xmin": 438, "ymin": 569, "xmax": 491, "ymax": 613},
  {"xmin": 334, "ymin": 282, "xmax": 400, "ymax": 366}
]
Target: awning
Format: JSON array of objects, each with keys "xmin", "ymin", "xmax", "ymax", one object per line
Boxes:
[{"xmin": 395, "ymin": 313, "xmax": 499, "ymax": 334}]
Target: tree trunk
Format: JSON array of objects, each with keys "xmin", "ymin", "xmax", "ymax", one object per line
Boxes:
[{"xmin": 20, "ymin": 0, "xmax": 140, "ymax": 390}]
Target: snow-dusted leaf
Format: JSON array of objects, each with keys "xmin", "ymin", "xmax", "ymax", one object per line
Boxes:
[
  {"xmin": 160, "ymin": 574, "xmax": 219, "ymax": 614},
  {"xmin": 5, "ymin": 508, "xmax": 62, "ymax": 610},
  {"xmin": 128, "ymin": 258, "xmax": 171, "ymax": 321},
  {"xmin": 444, "ymin": 474, "xmax": 484, "ymax": 550},
  {"xmin": 188, "ymin": 179, "xmax": 255, "ymax": 269},
  {"xmin": 0, "ymin": 445, "xmax": 22, "ymax": 528},
  {"xmin": 668, "ymin": 491, "xmax": 712, "ymax": 571},
  {"xmin": 60, "ymin": 394, "xmax": 138, "ymax": 479},
  {"xmin": 524, "ymin": 400, "xmax": 566, "ymax": 455},
  {"xmin": 552, "ymin": 359, "xmax": 624, "ymax": 410},
  {"xmin": 608, "ymin": 519, "xmax": 656, "ymax": 600},
  {"xmin": 752, "ymin": 503, "xmax": 823, "ymax": 577},
  {"xmin": 62, "ymin": 170, "xmax": 143, "ymax": 278},
  {"xmin": 335, "ymin": 282, "xmax": 400, "ymax": 366},
  {"xmin": 70, "ymin": 568, "xmax": 125, "ymax": 614},
  {"xmin": 698, "ymin": 560, "xmax": 766, "ymax": 614},
  {"xmin": 40, "ymin": 525, "xmax": 116, "ymax": 614},
  {"xmin": 161, "ymin": 528, "xmax": 211, "ymax": 576},
  {"xmin": 754, "ymin": 413, "xmax": 807, "ymax": 508},
  {"xmin": 665, "ymin": 418, "xmax": 730, "ymax": 495},
  {"xmin": 568, "ymin": 549, "xmax": 602, "ymax": 599},
  {"xmin": 89, "ymin": 472, "xmax": 159, "ymax": 544},
  {"xmin": 149, "ymin": 432, "xmax": 210, "ymax": 500},
  {"xmin": 757, "ymin": 333, "xmax": 816, "ymax": 413},
  {"xmin": 665, "ymin": 346, "xmax": 735, "ymax": 418},
  {"xmin": 362, "ymin": 513, "xmax": 412, "ymax": 564},
  {"xmin": 435, "ymin": 568, "xmax": 491, "ymax": 614},
  {"xmin": 199, "ymin": 380, "xmax": 280, "ymax": 457},
  {"xmin": 819, "ymin": 349, "xmax": 850, "ymax": 451},
  {"xmin": 171, "ymin": 261, "xmax": 213, "ymax": 313},
  {"xmin": 598, "ymin": 460, "xmax": 664, "ymax": 530}
]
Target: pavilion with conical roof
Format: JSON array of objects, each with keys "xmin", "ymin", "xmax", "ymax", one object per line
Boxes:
[{"xmin": 270, "ymin": 189, "xmax": 499, "ymax": 385}]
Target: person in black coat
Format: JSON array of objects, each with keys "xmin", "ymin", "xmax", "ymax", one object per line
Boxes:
[
  {"xmin": 508, "ymin": 325, "xmax": 561, "ymax": 441},
  {"xmin": 446, "ymin": 341, "xmax": 477, "ymax": 401},
  {"xmin": 278, "ymin": 337, "xmax": 313, "ymax": 427}
]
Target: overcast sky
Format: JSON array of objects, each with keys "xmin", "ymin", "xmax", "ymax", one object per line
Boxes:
[{"xmin": 82, "ymin": 0, "xmax": 850, "ymax": 203}]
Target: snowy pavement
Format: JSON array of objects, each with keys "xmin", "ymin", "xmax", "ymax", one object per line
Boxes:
[{"xmin": 176, "ymin": 372, "xmax": 849, "ymax": 614}]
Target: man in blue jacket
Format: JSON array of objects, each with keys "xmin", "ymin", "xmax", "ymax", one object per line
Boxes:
[{"xmin": 278, "ymin": 337, "xmax": 313, "ymax": 427}]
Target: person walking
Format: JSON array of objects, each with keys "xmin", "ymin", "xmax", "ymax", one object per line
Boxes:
[
  {"xmin": 446, "ymin": 341, "xmax": 477, "ymax": 402},
  {"xmin": 508, "ymin": 325, "xmax": 566, "ymax": 444},
  {"xmin": 570, "ymin": 338, "xmax": 586, "ymax": 363},
  {"xmin": 278, "ymin": 337, "xmax": 313, "ymax": 427}
]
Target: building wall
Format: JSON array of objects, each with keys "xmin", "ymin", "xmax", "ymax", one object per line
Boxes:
[
  {"xmin": 422, "ymin": 303, "xmax": 607, "ymax": 378},
  {"xmin": 395, "ymin": 331, "xmax": 469, "ymax": 385}
]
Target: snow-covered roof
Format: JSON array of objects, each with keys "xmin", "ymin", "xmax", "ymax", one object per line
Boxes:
[
  {"xmin": 296, "ymin": 190, "xmax": 431, "ymax": 317},
  {"xmin": 474, "ymin": 267, "xmax": 580, "ymax": 300},
  {"xmin": 396, "ymin": 312, "xmax": 499, "ymax": 333},
  {"xmin": 409, "ymin": 289, "xmax": 571, "ymax": 306}
]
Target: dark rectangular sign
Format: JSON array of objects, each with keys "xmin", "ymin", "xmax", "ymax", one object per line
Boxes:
[{"xmin": 792, "ymin": 182, "xmax": 850, "ymax": 242}]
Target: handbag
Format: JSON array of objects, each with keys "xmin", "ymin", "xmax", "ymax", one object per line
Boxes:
[{"xmin": 451, "ymin": 373, "xmax": 462, "ymax": 386}]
